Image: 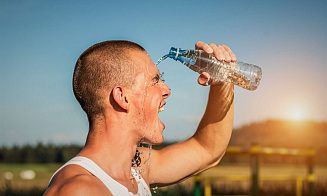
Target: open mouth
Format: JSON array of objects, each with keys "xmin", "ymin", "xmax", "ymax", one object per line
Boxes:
[
  {"xmin": 158, "ymin": 101, "xmax": 166, "ymax": 113},
  {"xmin": 158, "ymin": 106, "xmax": 164, "ymax": 112}
]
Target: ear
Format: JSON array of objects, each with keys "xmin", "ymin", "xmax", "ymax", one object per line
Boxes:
[{"xmin": 112, "ymin": 86, "xmax": 130, "ymax": 112}]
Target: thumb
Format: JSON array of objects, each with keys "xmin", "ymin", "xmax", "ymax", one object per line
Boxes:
[{"xmin": 198, "ymin": 72, "xmax": 211, "ymax": 86}]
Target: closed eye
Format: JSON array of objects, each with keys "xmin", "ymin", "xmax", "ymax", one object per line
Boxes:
[
  {"xmin": 152, "ymin": 74, "xmax": 160, "ymax": 84},
  {"xmin": 152, "ymin": 72, "xmax": 165, "ymax": 85}
]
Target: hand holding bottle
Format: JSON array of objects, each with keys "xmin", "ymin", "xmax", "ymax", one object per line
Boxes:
[
  {"xmin": 164, "ymin": 41, "xmax": 262, "ymax": 90},
  {"xmin": 194, "ymin": 41, "xmax": 237, "ymax": 86}
]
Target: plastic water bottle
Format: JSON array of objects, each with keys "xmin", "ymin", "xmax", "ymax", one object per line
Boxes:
[{"xmin": 163, "ymin": 47, "xmax": 262, "ymax": 91}]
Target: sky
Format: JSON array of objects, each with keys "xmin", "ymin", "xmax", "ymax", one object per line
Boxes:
[{"xmin": 0, "ymin": 0, "xmax": 326, "ymax": 146}]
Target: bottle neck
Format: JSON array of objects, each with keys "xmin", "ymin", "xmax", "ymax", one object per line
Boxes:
[
  {"xmin": 168, "ymin": 47, "xmax": 181, "ymax": 60},
  {"xmin": 168, "ymin": 47, "xmax": 196, "ymax": 66}
]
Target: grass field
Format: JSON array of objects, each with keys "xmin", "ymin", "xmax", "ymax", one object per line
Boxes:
[
  {"xmin": 198, "ymin": 163, "xmax": 327, "ymax": 195},
  {"xmin": 0, "ymin": 163, "xmax": 60, "ymax": 195},
  {"xmin": 0, "ymin": 163, "xmax": 326, "ymax": 195}
]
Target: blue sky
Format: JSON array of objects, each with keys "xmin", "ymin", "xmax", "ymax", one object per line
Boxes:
[{"xmin": 1, "ymin": 0, "xmax": 326, "ymax": 146}]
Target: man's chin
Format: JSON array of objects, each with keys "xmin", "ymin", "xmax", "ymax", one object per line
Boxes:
[
  {"xmin": 152, "ymin": 136, "xmax": 164, "ymax": 145},
  {"xmin": 143, "ymin": 136, "xmax": 164, "ymax": 146}
]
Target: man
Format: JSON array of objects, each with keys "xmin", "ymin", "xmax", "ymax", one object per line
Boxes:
[{"xmin": 44, "ymin": 40, "xmax": 236, "ymax": 195}]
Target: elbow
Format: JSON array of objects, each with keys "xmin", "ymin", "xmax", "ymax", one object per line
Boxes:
[{"xmin": 205, "ymin": 148, "xmax": 227, "ymax": 170}]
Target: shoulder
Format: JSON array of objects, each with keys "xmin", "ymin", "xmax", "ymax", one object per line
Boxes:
[{"xmin": 44, "ymin": 164, "xmax": 112, "ymax": 196}]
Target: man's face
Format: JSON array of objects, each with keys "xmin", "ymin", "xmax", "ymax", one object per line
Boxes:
[{"xmin": 130, "ymin": 50, "xmax": 171, "ymax": 145}]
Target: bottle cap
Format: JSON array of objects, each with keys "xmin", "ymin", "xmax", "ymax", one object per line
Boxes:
[{"xmin": 168, "ymin": 47, "xmax": 180, "ymax": 60}]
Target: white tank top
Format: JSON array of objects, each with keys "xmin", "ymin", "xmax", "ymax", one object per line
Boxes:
[{"xmin": 49, "ymin": 156, "xmax": 152, "ymax": 196}]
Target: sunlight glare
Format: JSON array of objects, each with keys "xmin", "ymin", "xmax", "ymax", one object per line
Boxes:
[{"xmin": 291, "ymin": 108, "xmax": 305, "ymax": 121}]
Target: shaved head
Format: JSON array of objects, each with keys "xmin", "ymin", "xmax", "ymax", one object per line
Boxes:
[{"xmin": 73, "ymin": 40, "xmax": 146, "ymax": 121}]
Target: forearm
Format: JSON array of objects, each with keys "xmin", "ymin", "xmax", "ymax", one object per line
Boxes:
[
  {"xmin": 192, "ymin": 83, "xmax": 234, "ymax": 167},
  {"xmin": 148, "ymin": 83, "xmax": 234, "ymax": 185}
]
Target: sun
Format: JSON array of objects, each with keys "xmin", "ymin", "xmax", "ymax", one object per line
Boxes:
[{"xmin": 290, "ymin": 108, "xmax": 305, "ymax": 121}]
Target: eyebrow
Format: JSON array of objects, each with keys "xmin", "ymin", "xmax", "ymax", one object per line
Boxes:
[
  {"xmin": 150, "ymin": 72, "xmax": 161, "ymax": 83},
  {"xmin": 152, "ymin": 74, "xmax": 160, "ymax": 81}
]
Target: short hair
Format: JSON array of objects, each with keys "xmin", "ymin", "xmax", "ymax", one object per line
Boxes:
[{"xmin": 73, "ymin": 40, "xmax": 146, "ymax": 121}]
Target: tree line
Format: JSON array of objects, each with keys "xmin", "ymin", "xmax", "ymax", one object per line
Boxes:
[
  {"xmin": 0, "ymin": 143, "xmax": 82, "ymax": 163},
  {"xmin": 0, "ymin": 139, "xmax": 326, "ymax": 164},
  {"xmin": 0, "ymin": 142, "xmax": 173, "ymax": 164}
]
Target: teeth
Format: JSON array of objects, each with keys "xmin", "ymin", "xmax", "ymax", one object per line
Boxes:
[{"xmin": 159, "ymin": 107, "xmax": 164, "ymax": 112}]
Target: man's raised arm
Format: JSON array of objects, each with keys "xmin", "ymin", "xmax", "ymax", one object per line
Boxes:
[{"xmin": 148, "ymin": 41, "xmax": 236, "ymax": 187}]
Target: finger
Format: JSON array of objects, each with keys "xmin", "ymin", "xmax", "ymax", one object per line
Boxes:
[
  {"xmin": 197, "ymin": 72, "xmax": 211, "ymax": 86},
  {"xmin": 218, "ymin": 45, "xmax": 233, "ymax": 62},
  {"xmin": 214, "ymin": 45, "xmax": 226, "ymax": 61},
  {"xmin": 222, "ymin": 45, "xmax": 237, "ymax": 62},
  {"xmin": 223, "ymin": 50, "xmax": 232, "ymax": 63},
  {"xmin": 195, "ymin": 41, "xmax": 205, "ymax": 49},
  {"xmin": 215, "ymin": 45, "xmax": 234, "ymax": 62},
  {"xmin": 195, "ymin": 41, "xmax": 213, "ymax": 53},
  {"xmin": 230, "ymin": 53, "xmax": 237, "ymax": 62}
]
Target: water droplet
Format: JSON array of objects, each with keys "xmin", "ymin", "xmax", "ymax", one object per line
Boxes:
[
  {"xmin": 152, "ymin": 185, "xmax": 159, "ymax": 194},
  {"xmin": 144, "ymin": 144, "xmax": 152, "ymax": 165}
]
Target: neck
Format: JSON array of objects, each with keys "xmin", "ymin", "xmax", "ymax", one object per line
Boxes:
[{"xmin": 78, "ymin": 116, "xmax": 139, "ymax": 180}]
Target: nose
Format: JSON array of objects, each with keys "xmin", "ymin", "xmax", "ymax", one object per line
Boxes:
[{"xmin": 161, "ymin": 82, "xmax": 171, "ymax": 99}]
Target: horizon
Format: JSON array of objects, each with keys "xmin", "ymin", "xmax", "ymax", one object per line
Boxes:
[
  {"xmin": 1, "ymin": 0, "xmax": 326, "ymax": 146},
  {"xmin": 1, "ymin": 118, "xmax": 325, "ymax": 147}
]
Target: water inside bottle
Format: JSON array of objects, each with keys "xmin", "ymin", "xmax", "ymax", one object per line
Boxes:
[
  {"xmin": 189, "ymin": 59, "xmax": 256, "ymax": 90},
  {"xmin": 193, "ymin": 52, "xmax": 260, "ymax": 90},
  {"xmin": 218, "ymin": 61, "xmax": 261, "ymax": 91},
  {"xmin": 223, "ymin": 70, "xmax": 253, "ymax": 90}
]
